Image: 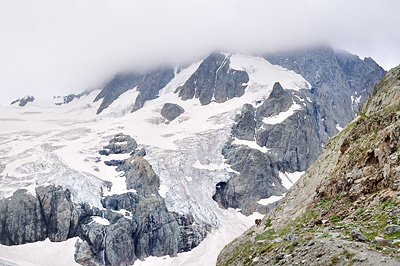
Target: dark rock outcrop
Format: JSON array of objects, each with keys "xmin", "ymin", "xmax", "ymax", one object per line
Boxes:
[
  {"xmin": 35, "ymin": 185, "xmax": 84, "ymax": 242},
  {"xmin": 54, "ymin": 90, "xmax": 92, "ymax": 106},
  {"xmin": 94, "ymin": 68, "xmax": 174, "ymax": 114},
  {"xmin": 231, "ymin": 104, "xmax": 255, "ymax": 141},
  {"xmin": 97, "ymin": 133, "xmax": 209, "ymax": 264},
  {"xmin": 177, "ymin": 52, "xmax": 249, "ymax": 105},
  {"xmin": 10, "ymin": 96, "xmax": 35, "ymax": 107},
  {"xmin": 131, "ymin": 68, "xmax": 175, "ymax": 112},
  {"xmin": 161, "ymin": 103, "xmax": 185, "ymax": 121},
  {"xmin": 125, "ymin": 157, "xmax": 160, "ymax": 197},
  {"xmin": 105, "ymin": 218, "xmax": 137, "ymax": 265},
  {"xmin": 213, "ymin": 145, "xmax": 285, "ymax": 215},
  {"xmin": 0, "ymin": 189, "xmax": 46, "ymax": 245},
  {"xmin": 99, "ymin": 133, "xmax": 137, "ymax": 156},
  {"xmin": 173, "ymin": 213, "xmax": 212, "ymax": 252},
  {"xmin": 94, "ymin": 73, "xmax": 144, "ymax": 114},
  {"xmin": 0, "ymin": 186, "xmax": 92, "ymax": 246},
  {"xmin": 214, "ymin": 82, "xmax": 320, "ymax": 214}
]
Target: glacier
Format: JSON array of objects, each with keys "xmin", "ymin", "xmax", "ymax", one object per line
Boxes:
[{"xmin": 0, "ymin": 54, "xmax": 311, "ymax": 265}]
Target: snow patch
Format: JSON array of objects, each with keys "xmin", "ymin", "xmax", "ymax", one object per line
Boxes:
[
  {"xmin": 263, "ymin": 102, "xmax": 302, "ymax": 125},
  {"xmin": 192, "ymin": 160, "xmax": 224, "ymax": 171},
  {"xmin": 0, "ymin": 238, "xmax": 80, "ymax": 266},
  {"xmin": 279, "ymin": 171, "xmax": 304, "ymax": 190},
  {"xmin": 229, "ymin": 55, "xmax": 311, "ymax": 92},
  {"xmin": 159, "ymin": 184, "xmax": 169, "ymax": 198},
  {"xmin": 258, "ymin": 194, "xmax": 285, "ymax": 206},
  {"xmin": 232, "ymin": 138, "xmax": 269, "ymax": 153},
  {"xmin": 159, "ymin": 61, "xmax": 203, "ymax": 96},
  {"xmin": 351, "ymin": 95, "xmax": 362, "ymax": 105},
  {"xmin": 92, "ymin": 216, "xmax": 110, "ymax": 226}
]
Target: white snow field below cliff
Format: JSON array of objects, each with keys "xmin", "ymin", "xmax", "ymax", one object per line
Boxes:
[{"xmin": 0, "ymin": 54, "xmax": 309, "ymax": 265}]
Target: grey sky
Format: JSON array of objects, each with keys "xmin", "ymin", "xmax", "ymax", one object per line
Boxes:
[{"xmin": 1, "ymin": 0, "xmax": 399, "ymax": 105}]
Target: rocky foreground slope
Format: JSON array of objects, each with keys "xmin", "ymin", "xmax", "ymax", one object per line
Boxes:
[{"xmin": 217, "ymin": 65, "xmax": 400, "ymax": 265}]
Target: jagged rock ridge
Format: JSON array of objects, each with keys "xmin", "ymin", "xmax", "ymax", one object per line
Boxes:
[
  {"xmin": 217, "ymin": 64, "xmax": 400, "ymax": 266},
  {"xmin": 213, "ymin": 47, "xmax": 385, "ymax": 214},
  {"xmin": 93, "ymin": 68, "xmax": 175, "ymax": 114},
  {"xmin": 265, "ymin": 46, "xmax": 386, "ymax": 138}
]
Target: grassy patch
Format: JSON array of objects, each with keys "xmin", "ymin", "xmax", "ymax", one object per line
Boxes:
[
  {"xmin": 342, "ymin": 249, "xmax": 355, "ymax": 260},
  {"xmin": 331, "ymin": 214, "xmax": 341, "ymax": 223},
  {"xmin": 356, "ymin": 208, "xmax": 366, "ymax": 216},
  {"xmin": 321, "ymin": 232, "xmax": 331, "ymax": 238},
  {"xmin": 264, "ymin": 218, "xmax": 272, "ymax": 229},
  {"xmin": 255, "ymin": 229, "xmax": 275, "ymax": 241},
  {"xmin": 331, "ymin": 256, "xmax": 340, "ymax": 264}
]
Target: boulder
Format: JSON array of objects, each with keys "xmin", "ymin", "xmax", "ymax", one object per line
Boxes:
[
  {"xmin": 385, "ymin": 224, "xmax": 400, "ymax": 235},
  {"xmin": 351, "ymin": 230, "xmax": 370, "ymax": 242},
  {"xmin": 374, "ymin": 237, "xmax": 392, "ymax": 246},
  {"xmin": 161, "ymin": 103, "xmax": 185, "ymax": 121}
]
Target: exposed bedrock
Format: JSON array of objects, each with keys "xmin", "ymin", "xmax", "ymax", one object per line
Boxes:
[
  {"xmin": 177, "ymin": 52, "xmax": 249, "ymax": 105},
  {"xmin": 213, "ymin": 47, "xmax": 386, "ymax": 215}
]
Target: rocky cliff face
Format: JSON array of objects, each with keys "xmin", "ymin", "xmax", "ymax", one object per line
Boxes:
[
  {"xmin": 93, "ymin": 68, "xmax": 174, "ymax": 114},
  {"xmin": 213, "ymin": 46, "xmax": 386, "ymax": 215},
  {"xmin": 217, "ymin": 65, "xmax": 400, "ymax": 266},
  {"xmin": 265, "ymin": 46, "xmax": 386, "ymax": 129},
  {"xmin": 177, "ymin": 52, "xmax": 249, "ymax": 105}
]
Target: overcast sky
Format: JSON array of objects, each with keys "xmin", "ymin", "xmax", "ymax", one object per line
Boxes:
[{"xmin": 1, "ymin": 0, "xmax": 399, "ymax": 105}]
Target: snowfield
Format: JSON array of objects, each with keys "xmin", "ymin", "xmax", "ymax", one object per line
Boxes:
[{"xmin": 0, "ymin": 54, "xmax": 309, "ymax": 265}]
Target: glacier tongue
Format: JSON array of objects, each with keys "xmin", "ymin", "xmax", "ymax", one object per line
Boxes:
[{"xmin": 145, "ymin": 128, "xmax": 232, "ymax": 227}]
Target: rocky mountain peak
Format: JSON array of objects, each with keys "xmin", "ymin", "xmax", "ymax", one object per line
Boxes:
[
  {"xmin": 217, "ymin": 65, "xmax": 400, "ymax": 266},
  {"xmin": 176, "ymin": 52, "xmax": 249, "ymax": 105}
]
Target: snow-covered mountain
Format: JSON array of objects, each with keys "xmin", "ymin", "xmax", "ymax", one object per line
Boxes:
[{"xmin": 0, "ymin": 49, "xmax": 385, "ymax": 265}]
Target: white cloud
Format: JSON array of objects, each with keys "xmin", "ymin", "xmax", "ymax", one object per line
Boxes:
[{"xmin": 0, "ymin": 0, "xmax": 399, "ymax": 105}]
